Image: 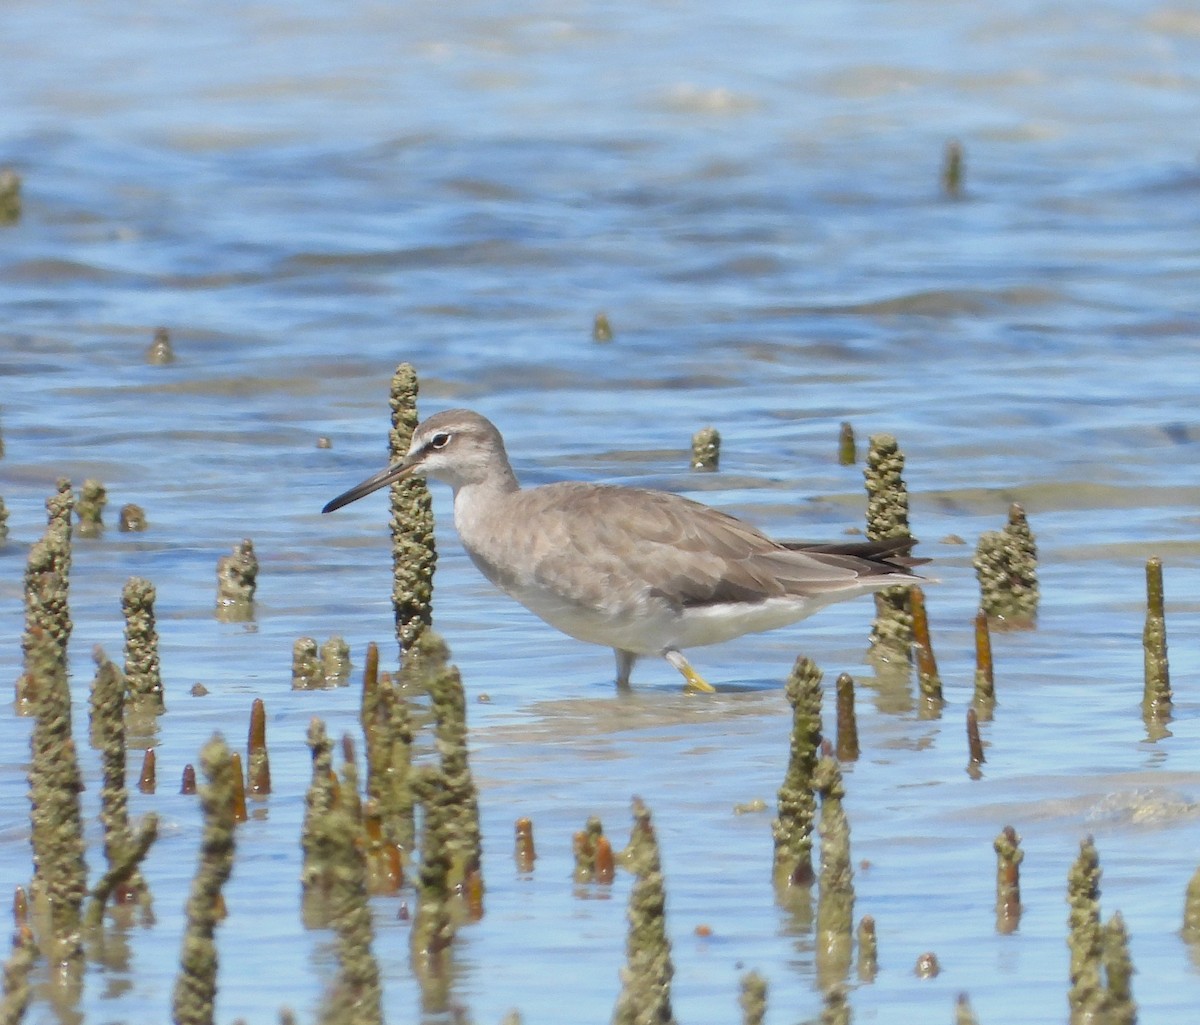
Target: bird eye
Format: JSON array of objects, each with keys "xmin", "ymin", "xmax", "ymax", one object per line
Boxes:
[{"xmin": 430, "ymin": 432, "xmax": 451, "ymax": 450}]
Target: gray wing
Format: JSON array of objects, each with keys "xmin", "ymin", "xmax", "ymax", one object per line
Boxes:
[{"xmin": 509, "ymin": 484, "xmax": 918, "ymax": 611}]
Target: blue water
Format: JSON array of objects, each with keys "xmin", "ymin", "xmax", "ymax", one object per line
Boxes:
[{"xmin": 2, "ymin": 1, "xmax": 1200, "ymax": 1022}]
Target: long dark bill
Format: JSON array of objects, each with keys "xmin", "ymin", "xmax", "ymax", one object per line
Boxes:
[{"xmin": 321, "ymin": 459, "xmax": 415, "ymax": 514}]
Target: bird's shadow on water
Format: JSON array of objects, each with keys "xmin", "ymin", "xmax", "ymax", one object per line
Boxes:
[{"xmin": 486, "ymin": 682, "xmax": 784, "ymax": 744}]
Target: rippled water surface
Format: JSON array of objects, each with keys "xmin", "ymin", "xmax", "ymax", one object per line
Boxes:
[{"xmin": 3, "ymin": 1, "xmax": 1200, "ymax": 1023}]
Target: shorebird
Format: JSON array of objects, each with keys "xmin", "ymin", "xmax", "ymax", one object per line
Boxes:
[{"xmin": 323, "ymin": 409, "xmax": 924, "ymax": 692}]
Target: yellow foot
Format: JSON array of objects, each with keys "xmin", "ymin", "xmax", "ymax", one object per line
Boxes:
[{"xmin": 664, "ymin": 650, "xmax": 716, "ymax": 693}]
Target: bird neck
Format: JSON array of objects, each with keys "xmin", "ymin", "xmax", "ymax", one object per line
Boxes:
[{"xmin": 451, "ymin": 464, "xmax": 520, "ymax": 548}]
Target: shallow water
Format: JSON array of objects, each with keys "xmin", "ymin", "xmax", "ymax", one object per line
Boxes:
[{"xmin": 3, "ymin": 1, "xmax": 1200, "ymax": 1022}]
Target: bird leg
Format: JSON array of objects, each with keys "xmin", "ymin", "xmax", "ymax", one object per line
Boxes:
[
  {"xmin": 614, "ymin": 649, "xmax": 636, "ymax": 693},
  {"xmin": 664, "ymin": 649, "xmax": 716, "ymax": 694}
]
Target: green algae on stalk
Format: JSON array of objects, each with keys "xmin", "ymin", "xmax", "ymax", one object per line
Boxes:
[
  {"xmin": 408, "ymin": 631, "xmax": 483, "ymax": 899},
  {"xmin": 363, "ymin": 664, "xmax": 415, "ymax": 854},
  {"xmin": 993, "ymin": 825, "xmax": 1022, "ymax": 934},
  {"xmin": 738, "ymin": 971, "xmax": 767, "ymax": 1025},
  {"xmin": 316, "ymin": 743, "xmax": 384, "ymax": 1025},
  {"xmin": 817, "ymin": 983, "xmax": 849, "ymax": 1025},
  {"xmin": 592, "ymin": 312, "xmax": 614, "ymax": 343},
  {"xmin": 814, "ymin": 744, "xmax": 855, "ymax": 989},
  {"xmin": 89, "ymin": 648, "xmax": 152, "ymax": 914},
  {"xmin": 941, "ymin": 139, "xmax": 965, "ymax": 199},
  {"xmin": 320, "ymin": 636, "xmax": 352, "ymax": 686},
  {"xmin": 973, "ymin": 504, "xmax": 1039, "ymax": 628},
  {"xmin": 388, "ymin": 363, "xmax": 437, "ymax": 654},
  {"xmin": 1067, "ymin": 836, "xmax": 1105, "ymax": 1023},
  {"xmin": 1142, "ymin": 556, "xmax": 1172, "ymax": 722},
  {"xmin": 215, "ymin": 539, "xmax": 257, "ymax": 622},
  {"xmin": 123, "ymin": 577, "xmax": 165, "ymax": 713},
  {"xmin": 909, "ymin": 587, "xmax": 943, "ymax": 716},
  {"xmin": 772, "ymin": 657, "xmax": 822, "ymax": 890},
  {"xmin": 1102, "ymin": 912, "xmax": 1136, "ymax": 1025},
  {"xmin": 301, "ymin": 719, "xmax": 338, "ymax": 929},
  {"xmin": 171, "ymin": 736, "xmax": 237, "ymax": 1025},
  {"xmin": 292, "ymin": 637, "xmax": 321, "ymax": 690},
  {"xmin": 834, "ymin": 673, "xmax": 858, "ymax": 762},
  {"xmin": 118, "ymin": 504, "xmax": 147, "ymax": 532},
  {"xmin": 18, "ymin": 486, "xmax": 75, "ymax": 713},
  {"xmin": 690, "ymin": 426, "xmax": 720, "ymax": 472},
  {"xmin": 26, "ymin": 624, "xmax": 87, "ymax": 980},
  {"xmin": 409, "ymin": 765, "xmax": 458, "ymax": 1012},
  {"xmin": 0, "ymin": 168, "xmax": 20, "ymax": 224},
  {"xmin": 954, "ymin": 992, "xmax": 980, "ymax": 1025},
  {"xmin": 147, "ymin": 327, "xmax": 175, "ymax": 365},
  {"xmin": 1183, "ymin": 865, "xmax": 1200, "ymax": 944},
  {"xmin": 0, "ymin": 496, "xmax": 8, "ymax": 544},
  {"xmin": 837, "ymin": 422, "xmax": 856, "ymax": 466},
  {"xmin": 612, "ymin": 798, "xmax": 677, "ymax": 1025},
  {"xmin": 972, "ymin": 609, "xmax": 995, "ymax": 718},
  {"xmin": 0, "ymin": 927, "xmax": 37, "ymax": 1024},
  {"xmin": 75, "ymin": 479, "xmax": 107, "ymax": 538},
  {"xmin": 856, "ymin": 916, "xmax": 878, "ymax": 983},
  {"xmin": 863, "ymin": 434, "xmax": 914, "ymax": 672}
]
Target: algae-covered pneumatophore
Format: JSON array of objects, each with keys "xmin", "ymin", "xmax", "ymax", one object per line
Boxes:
[
  {"xmin": 772, "ymin": 657, "xmax": 822, "ymax": 891},
  {"xmin": 123, "ymin": 577, "xmax": 165, "ymax": 713},
  {"xmin": 612, "ymin": 798, "xmax": 676, "ymax": 1025},
  {"xmin": 300, "ymin": 719, "xmax": 338, "ymax": 928},
  {"xmin": 26, "ymin": 622, "xmax": 88, "ymax": 979},
  {"xmin": 1066, "ymin": 836, "xmax": 1134, "ymax": 1024},
  {"xmin": 993, "ymin": 825, "xmax": 1022, "ymax": 934},
  {"xmin": 1142, "ymin": 556, "xmax": 1172, "ymax": 728},
  {"xmin": 941, "ymin": 139, "xmax": 965, "ymax": 199},
  {"xmin": 171, "ymin": 736, "xmax": 238, "ymax": 1025},
  {"xmin": 1183, "ymin": 865, "xmax": 1200, "ymax": 947},
  {"xmin": 573, "ymin": 816, "xmax": 615, "ymax": 886},
  {"xmin": 856, "ymin": 915, "xmax": 878, "ymax": 983},
  {"xmin": 17, "ymin": 481, "xmax": 74, "ymax": 713},
  {"xmin": 87, "ymin": 648, "xmax": 154, "ymax": 924},
  {"xmin": 690, "ymin": 426, "xmax": 720, "ymax": 472},
  {"xmin": 592, "ymin": 312, "xmax": 613, "ymax": 343},
  {"xmin": 321, "ymin": 636, "xmax": 352, "ymax": 687},
  {"xmin": 834, "ymin": 673, "xmax": 858, "ymax": 762},
  {"xmin": 0, "ymin": 496, "xmax": 9, "ymax": 544},
  {"xmin": 75, "ymin": 479, "xmax": 107, "ymax": 538},
  {"xmin": 0, "ymin": 926, "xmax": 37, "ymax": 1023},
  {"xmin": 292, "ymin": 638, "xmax": 321, "ymax": 690},
  {"xmin": 955, "ymin": 992, "xmax": 980, "ymax": 1025},
  {"xmin": 0, "ymin": 168, "xmax": 20, "ymax": 224},
  {"xmin": 909, "ymin": 587, "xmax": 943, "ymax": 716},
  {"xmin": 973, "ymin": 504, "xmax": 1039, "ymax": 628},
  {"xmin": 147, "ymin": 327, "xmax": 175, "ymax": 366},
  {"xmin": 361, "ymin": 642, "xmax": 415, "ymax": 856},
  {"xmin": 837, "ymin": 422, "xmax": 856, "ymax": 466},
  {"xmin": 119, "ymin": 504, "xmax": 148, "ymax": 532},
  {"xmin": 215, "ymin": 539, "xmax": 258, "ymax": 622},
  {"xmin": 409, "ymin": 765, "xmax": 458, "ymax": 1012},
  {"xmin": 388, "ymin": 363, "xmax": 437, "ymax": 654},
  {"xmin": 863, "ymin": 434, "xmax": 914, "ymax": 675},
  {"xmin": 814, "ymin": 743, "xmax": 855, "ymax": 989},
  {"xmin": 738, "ymin": 971, "xmax": 767, "ymax": 1025},
  {"xmin": 316, "ymin": 739, "xmax": 384, "ymax": 1025},
  {"xmin": 972, "ymin": 610, "xmax": 996, "ymax": 718},
  {"xmin": 403, "ymin": 631, "xmax": 483, "ymax": 905}
]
